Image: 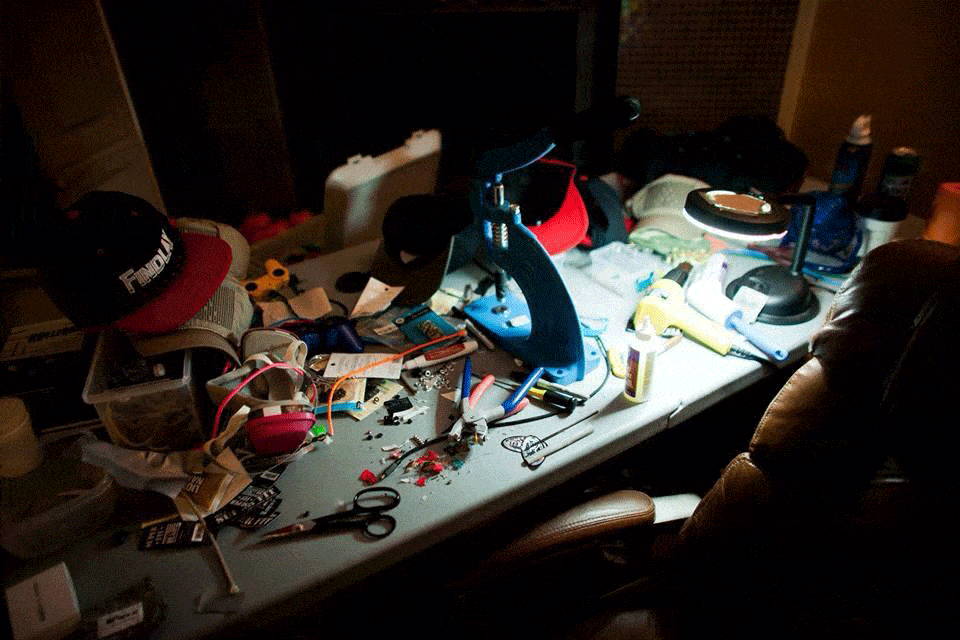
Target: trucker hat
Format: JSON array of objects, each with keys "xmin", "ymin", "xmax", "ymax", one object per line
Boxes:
[
  {"xmin": 369, "ymin": 194, "xmax": 472, "ymax": 305},
  {"xmin": 503, "ymin": 158, "xmax": 589, "ymax": 255},
  {"xmin": 40, "ymin": 191, "xmax": 233, "ymax": 334}
]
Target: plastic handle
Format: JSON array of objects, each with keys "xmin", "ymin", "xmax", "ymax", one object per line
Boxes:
[
  {"xmin": 634, "ymin": 280, "xmax": 734, "ymax": 355},
  {"xmin": 727, "ymin": 314, "xmax": 789, "ymax": 361},
  {"xmin": 460, "ymin": 356, "xmax": 473, "ymax": 400},
  {"xmin": 502, "ymin": 367, "xmax": 545, "ymax": 414}
]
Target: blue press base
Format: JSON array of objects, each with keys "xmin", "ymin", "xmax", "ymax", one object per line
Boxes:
[{"xmin": 465, "ymin": 292, "xmax": 601, "ymax": 385}]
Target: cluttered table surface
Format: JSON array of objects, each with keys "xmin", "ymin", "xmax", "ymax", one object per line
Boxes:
[{"xmin": 4, "ymin": 239, "xmax": 834, "ymax": 640}]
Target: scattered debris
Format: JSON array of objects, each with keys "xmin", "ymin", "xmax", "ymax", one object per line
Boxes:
[{"xmin": 359, "ymin": 469, "xmax": 377, "ymax": 485}]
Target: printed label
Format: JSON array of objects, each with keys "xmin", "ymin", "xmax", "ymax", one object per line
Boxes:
[{"xmin": 97, "ymin": 602, "xmax": 144, "ymax": 638}]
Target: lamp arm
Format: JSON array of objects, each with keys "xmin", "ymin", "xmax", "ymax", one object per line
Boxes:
[{"xmin": 778, "ymin": 194, "xmax": 817, "ymax": 276}]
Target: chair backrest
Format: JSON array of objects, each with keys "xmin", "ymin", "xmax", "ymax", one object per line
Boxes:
[{"xmin": 672, "ymin": 239, "xmax": 960, "ymax": 637}]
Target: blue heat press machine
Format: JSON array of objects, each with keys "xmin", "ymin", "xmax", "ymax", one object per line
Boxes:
[{"xmin": 463, "ymin": 130, "xmax": 600, "ymax": 385}]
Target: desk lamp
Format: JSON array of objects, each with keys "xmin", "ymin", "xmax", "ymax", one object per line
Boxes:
[
  {"xmin": 683, "ymin": 189, "xmax": 819, "ymax": 324},
  {"xmin": 464, "ymin": 97, "xmax": 641, "ymax": 383}
]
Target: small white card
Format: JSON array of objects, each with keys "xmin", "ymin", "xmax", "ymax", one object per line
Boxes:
[
  {"xmin": 732, "ymin": 286, "xmax": 769, "ymax": 324},
  {"xmin": 350, "ymin": 277, "xmax": 404, "ymax": 318},
  {"xmin": 323, "ymin": 353, "xmax": 402, "ymax": 379},
  {"xmin": 97, "ymin": 602, "xmax": 144, "ymax": 638}
]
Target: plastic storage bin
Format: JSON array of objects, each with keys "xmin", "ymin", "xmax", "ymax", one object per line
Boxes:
[
  {"xmin": 82, "ymin": 332, "xmax": 207, "ymax": 451},
  {"xmin": 0, "ymin": 433, "xmax": 117, "ymax": 558}
]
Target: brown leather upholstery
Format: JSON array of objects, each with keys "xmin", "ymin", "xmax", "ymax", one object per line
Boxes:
[
  {"xmin": 493, "ymin": 489, "xmax": 655, "ymax": 562},
  {"xmin": 672, "ymin": 240, "xmax": 960, "ymax": 637},
  {"xmin": 475, "ymin": 241, "xmax": 959, "ymax": 639}
]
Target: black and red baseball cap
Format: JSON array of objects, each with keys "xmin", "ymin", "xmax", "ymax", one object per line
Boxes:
[
  {"xmin": 40, "ymin": 191, "xmax": 232, "ymax": 334},
  {"xmin": 503, "ymin": 158, "xmax": 589, "ymax": 255}
]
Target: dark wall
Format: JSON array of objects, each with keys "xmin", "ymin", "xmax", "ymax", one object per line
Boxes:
[
  {"xmin": 102, "ymin": 0, "xmax": 620, "ymax": 224},
  {"xmin": 102, "ymin": 0, "xmax": 298, "ymax": 224}
]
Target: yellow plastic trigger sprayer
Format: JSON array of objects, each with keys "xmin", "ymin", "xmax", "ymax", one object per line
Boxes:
[{"xmin": 633, "ymin": 262, "xmax": 735, "ymax": 355}]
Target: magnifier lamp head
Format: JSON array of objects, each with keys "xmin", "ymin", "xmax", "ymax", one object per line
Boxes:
[{"xmin": 683, "ymin": 188, "xmax": 819, "ymax": 325}]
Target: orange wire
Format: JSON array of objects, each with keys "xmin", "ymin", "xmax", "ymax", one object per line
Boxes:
[{"xmin": 324, "ymin": 329, "xmax": 466, "ymax": 435}]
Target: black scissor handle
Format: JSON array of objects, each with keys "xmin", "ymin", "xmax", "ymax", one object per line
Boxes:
[
  {"xmin": 362, "ymin": 514, "xmax": 397, "ymax": 539},
  {"xmin": 353, "ymin": 487, "xmax": 400, "ymax": 512}
]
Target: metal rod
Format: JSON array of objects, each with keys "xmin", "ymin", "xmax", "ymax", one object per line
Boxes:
[
  {"xmin": 185, "ymin": 496, "xmax": 242, "ymax": 595},
  {"xmin": 779, "ymin": 194, "xmax": 817, "ymax": 276}
]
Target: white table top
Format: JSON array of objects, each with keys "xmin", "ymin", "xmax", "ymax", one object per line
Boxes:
[{"xmin": 19, "ymin": 241, "xmax": 833, "ymax": 639}]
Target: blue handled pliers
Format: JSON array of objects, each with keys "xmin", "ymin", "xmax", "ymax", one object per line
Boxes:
[{"xmin": 449, "ymin": 356, "xmax": 544, "ymax": 442}]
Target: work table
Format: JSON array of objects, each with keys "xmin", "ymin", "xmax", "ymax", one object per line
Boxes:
[{"xmin": 3, "ymin": 240, "xmax": 833, "ymax": 639}]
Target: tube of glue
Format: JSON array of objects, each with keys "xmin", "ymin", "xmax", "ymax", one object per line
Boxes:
[{"xmin": 402, "ymin": 340, "xmax": 478, "ymax": 370}]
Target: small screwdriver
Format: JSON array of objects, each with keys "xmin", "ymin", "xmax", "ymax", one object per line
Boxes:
[
  {"xmin": 489, "ymin": 377, "xmax": 579, "ymax": 413},
  {"xmin": 508, "ymin": 372, "xmax": 588, "ymax": 404}
]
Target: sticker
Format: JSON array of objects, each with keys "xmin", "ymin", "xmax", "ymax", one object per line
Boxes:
[
  {"xmin": 97, "ymin": 602, "xmax": 144, "ymax": 638},
  {"xmin": 138, "ymin": 521, "xmax": 207, "ymax": 550},
  {"xmin": 208, "ymin": 485, "xmax": 281, "ymax": 528},
  {"xmin": 732, "ymin": 286, "xmax": 769, "ymax": 323}
]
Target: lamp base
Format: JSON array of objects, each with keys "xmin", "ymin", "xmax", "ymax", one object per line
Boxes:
[{"xmin": 725, "ymin": 265, "xmax": 819, "ymax": 325}]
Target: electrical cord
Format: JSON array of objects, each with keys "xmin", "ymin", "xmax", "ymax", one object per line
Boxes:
[{"xmin": 328, "ymin": 299, "xmax": 350, "ymax": 316}]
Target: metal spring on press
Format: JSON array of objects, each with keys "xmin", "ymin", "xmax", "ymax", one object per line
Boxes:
[{"xmin": 493, "ymin": 222, "xmax": 509, "ymax": 250}]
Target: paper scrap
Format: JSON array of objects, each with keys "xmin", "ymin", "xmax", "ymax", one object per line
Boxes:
[
  {"xmin": 428, "ymin": 290, "xmax": 461, "ymax": 316},
  {"xmin": 350, "ymin": 277, "xmax": 404, "ymax": 318},
  {"xmin": 288, "ymin": 287, "xmax": 332, "ymax": 319},
  {"xmin": 323, "ymin": 353, "xmax": 402, "ymax": 379},
  {"xmin": 258, "ymin": 301, "xmax": 296, "ymax": 327}
]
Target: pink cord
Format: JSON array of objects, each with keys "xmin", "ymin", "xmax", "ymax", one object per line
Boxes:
[{"xmin": 210, "ymin": 361, "xmax": 315, "ymax": 438}]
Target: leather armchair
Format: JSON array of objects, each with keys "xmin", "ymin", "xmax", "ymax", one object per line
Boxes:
[{"xmin": 486, "ymin": 240, "xmax": 960, "ymax": 639}]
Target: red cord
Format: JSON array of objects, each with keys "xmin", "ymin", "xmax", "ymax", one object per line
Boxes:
[{"xmin": 210, "ymin": 361, "xmax": 315, "ymax": 438}]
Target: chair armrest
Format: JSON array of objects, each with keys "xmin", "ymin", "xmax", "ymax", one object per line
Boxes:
[{"xmin": 492, "ymin": 489, "xmax": 655, "ymax": 562}]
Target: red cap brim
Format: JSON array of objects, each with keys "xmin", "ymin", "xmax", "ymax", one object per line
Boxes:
[
  {"xmin": 115, "ymin": 232, "xmax": 232, "ymax": 334},
  {"xmin": 526, "ymin": 160, "xmax": 589, "ymax": 255}
]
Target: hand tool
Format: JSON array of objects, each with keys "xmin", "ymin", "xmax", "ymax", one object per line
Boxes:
[
  {"xmin": 449, "ymin": 356, "xmax": 543, "ymax": 442},
  {"xmin": 258, "ymin": 487, "xmax": 400, "ymax": 542},
  {"xmin": 507, "ymin": 372, "xmax": 589, "ymax": 403},
  {"xmin": 499, "ymin": 410, "xmax": 599, "ymax": 468},
  {"xmin": 489, "ymin": 376, "xmax": 579, "ymax": 412},
  {"xmin": 633, "ymin": 269, "xmax": 736, "ymax": 356}
]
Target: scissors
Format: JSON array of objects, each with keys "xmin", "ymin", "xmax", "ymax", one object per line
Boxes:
[{"xmin": 259, "ymin": 487, "xmax": 400, "ymax": 542}]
